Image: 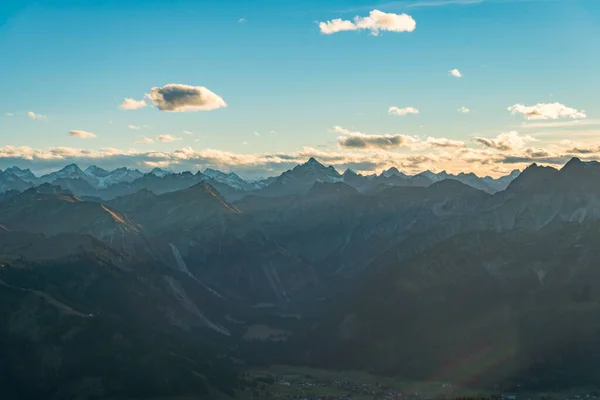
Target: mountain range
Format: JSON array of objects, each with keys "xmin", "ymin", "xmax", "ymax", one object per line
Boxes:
[
  {"xmin": 0, "ymin": 158, "xmax": 521, "ymax": 201},
  {"xmin": 3, "ymin": 156, "xmax": 600, "ymax": 398}
]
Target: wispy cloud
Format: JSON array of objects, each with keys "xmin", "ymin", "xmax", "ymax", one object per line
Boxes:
[
  {"xmin": 458, "ymin": 106, "xmax": 471, "ymax": 113},
  {"xmin": 343, "ymin": 0, "xmax": 553, "ymax": 12},
  {"xmin": 388, "ymin": 106, "xmax": 420, "ymax": 116},
  {"xmin": 4, "ymin": 113, "xmax": 14, "ymax": 117},
  {"xmin": 183, "ymin": 130, "xmax": 194, "ymax": 135},
  {"xmin": 157, "ymin": 134, "xmax": 182, "ymax": 143},
  {"xmin": 521, "ymin": 119, "xmax": 600, "ymax": 129},
  {"xmin": 128, "ymin": 124, "xmax": 141, "ymax": 130},
  {"xmin": 425, "ymin": 137, "xmax": 465, "ymax": 148},
  {"xmin": 27, "ymin": 111, "xmax": 47, "ymax": 120},
  {"xmin": 135, "ymin": 137, "xmax": 154, "ymax": 144},
  {"xmin": 69, "ymin": 130, "xmax": 97, "ymax": 139},
  {"xmin": 384, "ymin": 0, "xmax": 485, "ymax": 8},
  {"xmin": 120, "ymin": 98, "xmax": 148, "ymax": 110}
]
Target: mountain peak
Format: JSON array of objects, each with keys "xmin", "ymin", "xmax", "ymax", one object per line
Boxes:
[
  {"xmin": 306, "ymin": 157, "xmax": 320, "ymax": 165},
  {"xmin": 506, "ymin": 163, "xmax": 558, "ymax": 192},
  {"xmin": 84, "ymin": 165, "xmax": 110, "ymax": 177},
  {"xmin": 149, "ymin": 167, "xmax": 170, "ymax": 178},
  {"xmin": 62, "ymin": 163, "xmax": 83, "ymax": 172},
  {"xmin": 561, "ymin": 157, "xmax": 583, "ymax": 170},
  {"xmin": 4, "ymin": 166, "xmax": 37, "ymax": 182},
  {"xmin": 560, "ymin": 156, "xmax": 600, "ymax": 172}
]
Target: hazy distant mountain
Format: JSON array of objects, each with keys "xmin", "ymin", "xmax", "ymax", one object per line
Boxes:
[
  {"xmin": 381, "ymin": 166, "xmax": 408, "ymax": 178},
  {"xmin": 483, "ymin": 169, "xmax": 521, "ymax": 192},
  {"xmin": 0, "ymin": 170, "xmax": 34, "ymax": 192},
  {"xmin": 3, "ymin": 166, "xmax": 39, "ymax": 183},
  {"xmin": 40, "ymin": 163, "xmax": 90, "ymax": 184},
  {"xmin": 84, "ymin": 165, "xmax": 144, "ymax": 188},
  {"xmin": 149, "ymin": 167, "xmax": 171, "ymax": 177},
  {"xmin": 0, "ymin": 184, "xmax": 143, "ymax": 252},
  {"xmin": 256, "ymin": 157, "xmax": 343, "ymax": 197},
  {"xmin": 0, "ymin": 159, "xmax": 522, "ymax": 201},
  {"xmin": 203, "ymin": 168, "xmax": 261, "ymax": 191},
  {"xmin": 84, "ymin": 165, "xmax": 111, "ymax": 178}
]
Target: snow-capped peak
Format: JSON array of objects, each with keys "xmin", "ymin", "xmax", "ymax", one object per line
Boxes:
[
  {"xmin": 40, "ymin": 164, "xmax": 88, "ymax": 183},
  {"xmin": 203, "ymin": 168, "xmax": 258, "ymax": 190},
  {"xmin": 3, "ymin": 166, "xmax": 38, "ymax": 183},
  {"xmin": 84, "ymin": 165, "xmax": 111, "ymax": 178},
  {"xmin": 150, "ymin": 167, "xmax": 171, "ymax": 178}
]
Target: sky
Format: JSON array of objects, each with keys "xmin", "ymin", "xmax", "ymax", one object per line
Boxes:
[{"xmin": 1, "ymin": 0, "xmax": 600, "ymax": 178}]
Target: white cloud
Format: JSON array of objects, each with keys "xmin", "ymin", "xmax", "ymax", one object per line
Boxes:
[
  {"xmin": 238, "ymin": 18, "xmax": 246, "ymax": 23},
  {"xmin": 157, "ymin": 135, "xmax": 182, "ymax": 143},
  {"xmin": 458, "ymin": 106, "xmax": 471, "ymax": 113},
  {"xmin": 128, "ymin": 124, "xmax": 141, "ymax": 130},
  {"xmin": 135, "ymin": 137, "xmax": 154, "ymax": 144},
  {"xmin": 388, "ymin": 106, "xmax": 420, "ymax": 116},
  {"xmin": 508, "ymin": 102, "xmax": 586, "ymax": 120},
  {"xmin": 69, "ymin": 130, "xmax": 97, "ymax": 139},
  {"xmin": 183, "ymin": 130, "xmax": 194, "ymax": 135},
  {"xmin": 147, "ymin": 84, "xmax": 227, "ymax": 112},
  {"xmin": 242, "ymin": 141, "xmax": 249, "ymax": 145},
  {"xmin": 425, "ymin": 137, "xmax": 465, "ymax": 148},
  {"xmin": 27, "ymin": 111, "xmax": 47, "ymax": 120},
  {"xmin": 120, "ymin": 98, "xmax": 148, "ymax": 110},
  {"xmin": 254, "ymin": 131, "xmax": 261, "ymax": 137},
  {"xmin": 319, "ymin": 9, "xmax": 416, "ymax": 36},
  {"xmin": 331, "ymin": 125, "xmax": 355, "ymax": 135},
  {"xmin": 449, "ymin": 69, "xmax": 462, "ymax": 78},
  {"xmin": 4, "ymin": 113, "xmax": 14, "ymax": 117},
  {"xmin": 474, "ymin": 131, "xmax": 537, "ymax": 151}
]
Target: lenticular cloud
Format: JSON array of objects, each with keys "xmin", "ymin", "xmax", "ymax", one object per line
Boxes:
[{"xmin": 147, "ymin": 84, "xmax": 227, "ymax": 112}]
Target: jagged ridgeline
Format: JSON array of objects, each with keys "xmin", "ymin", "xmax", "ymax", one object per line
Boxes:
[{"xmin": 3, "ymin": 157, "xmax": 600, "ymax": 397}]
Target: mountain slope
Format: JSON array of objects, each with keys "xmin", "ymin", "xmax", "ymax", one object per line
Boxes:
[
  {"xmin": 0, "ymin": 170, "xmax": 34, "ymax": 192},
  {"xmin": 0, "ymin": 229, "xmax": 239, "ymax": 399},
  {"xmin": 109, "ymin": 183, "xmax": 318, "ymax": 303},
  {"xmin": 307, "ymin": 221, "xmax": 600, "ymax": 391},
  {"xmin": 0, "ymin": 184, "xmax": 143, "ymax": 252},
  {"xmin": 107, "ymin": 182, "xmax": 240, "ymax": 232},
  {"xmin": 256, "ymin": 157, "xmax": 342, "ymax": 197}
]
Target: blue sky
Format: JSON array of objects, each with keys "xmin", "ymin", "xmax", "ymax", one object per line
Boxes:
[{"xmin": 1, "ymin": 0, "xmax": 600, "ymax": 177}]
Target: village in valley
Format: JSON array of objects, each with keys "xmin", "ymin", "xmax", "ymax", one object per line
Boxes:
[{"xmin": 240, "ymin": 366, "xmax": 600, "ymax": 400}]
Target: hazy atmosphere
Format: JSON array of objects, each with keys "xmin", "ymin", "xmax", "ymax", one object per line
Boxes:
[
  {"xmin": 2, "ymin": 0, "xmax": 600, "ymax": 177},
  {"xmin": 3, "ymin": 1, "xmax": 600, "ymax": 399}
]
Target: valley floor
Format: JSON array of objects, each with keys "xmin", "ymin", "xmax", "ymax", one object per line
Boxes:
[{"xmin": 239, "ymin": 366, "xmax": 600, "ymax": 400}]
